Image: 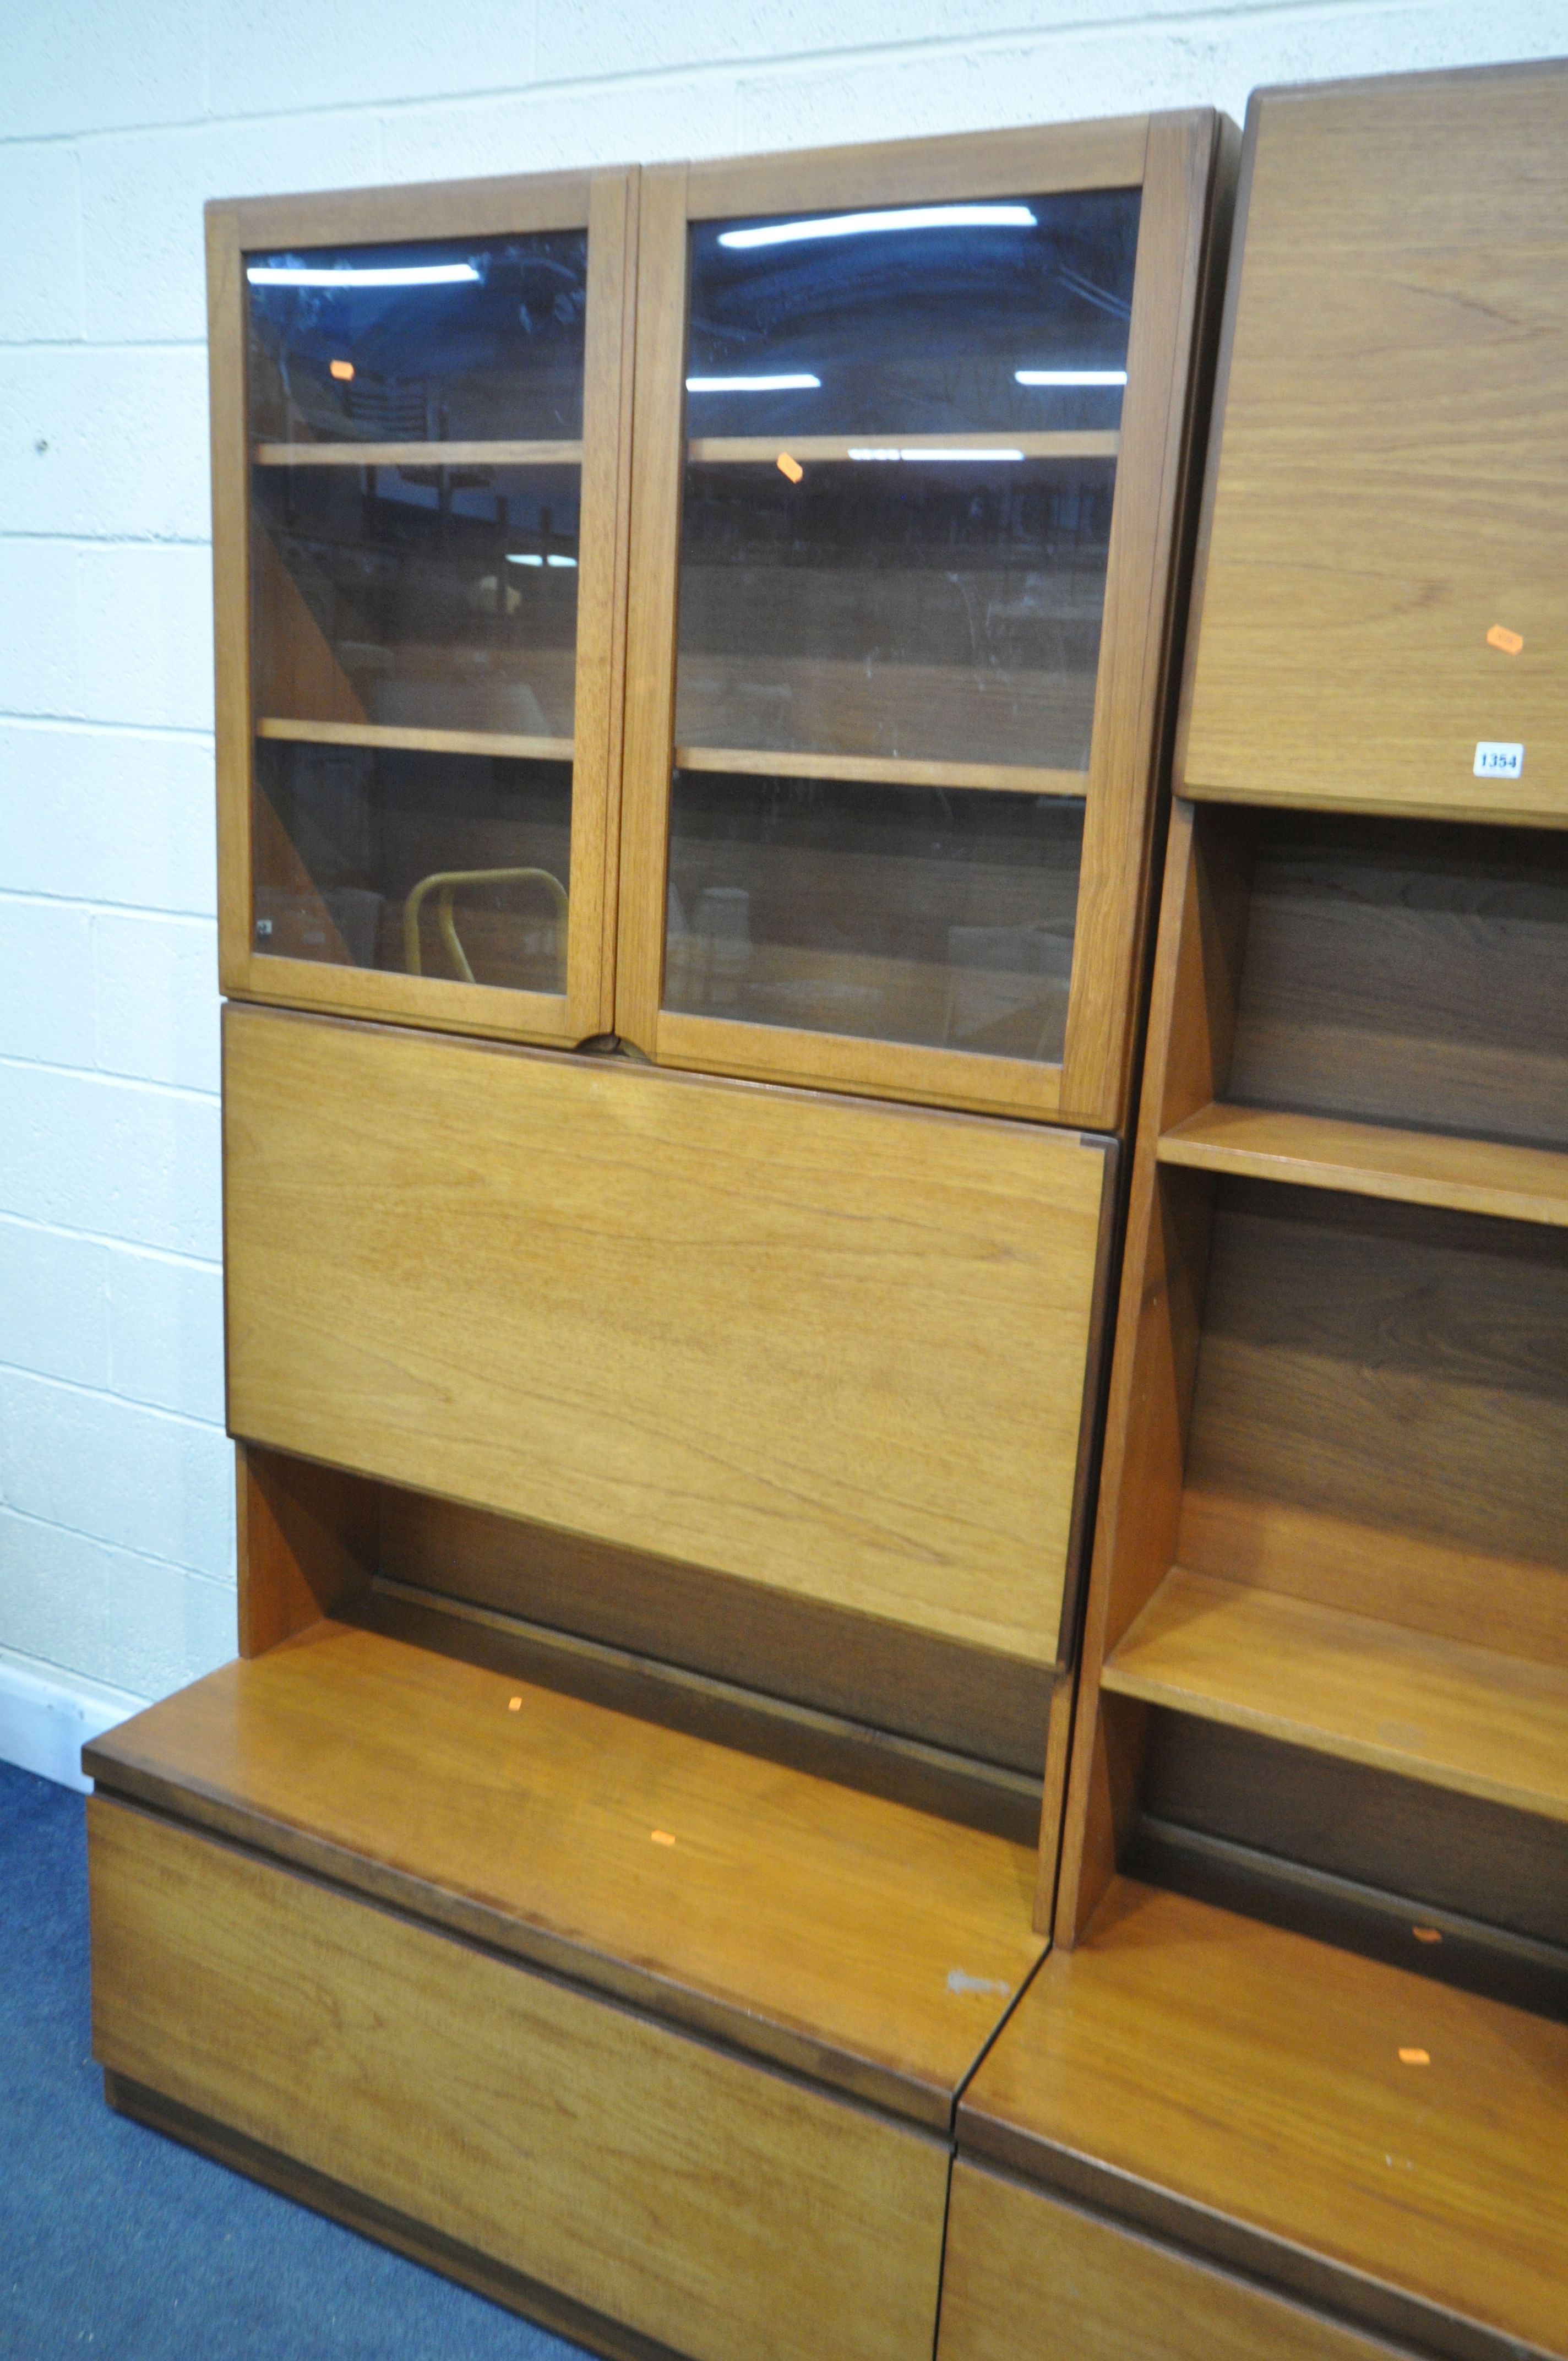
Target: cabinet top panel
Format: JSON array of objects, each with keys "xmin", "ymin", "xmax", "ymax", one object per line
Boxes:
[{"xmin": 1180, "ymin": 61, "xmax": 1568, "ymax": 826}]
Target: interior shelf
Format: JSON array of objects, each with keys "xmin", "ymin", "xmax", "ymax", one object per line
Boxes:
[
  {"xmin": 1101, "ymin": 1567, "xmax": 1568, "ymax": 1821},
  {"xmin": 685, "ymin": 431, "xmax": 1119, "ymax": 465},
  {"xmin": 672, "ymin": 745, "xmax": 1087, "ymax": 796},
  {"xmin": 252, "ymin": 439, "xmax": 584, "ymax": 467},
  {"xmin": 84, "ymin": 1616, "xmax": 1045, "ymax": 2130},
  {"xmin": 255, "ymin": 716, "xmax": 575, "ymax": 763},
  {"xmin": 1158, "ymin": 1103, "xmax": 1568, "ymax": 1229}
]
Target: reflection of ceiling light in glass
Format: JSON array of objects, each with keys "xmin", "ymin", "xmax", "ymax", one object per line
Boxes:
[
  {"xmin": 507, "ymin": 552, "xmax": 544, "ymax": 566},
  {"xmin": 685, "ymin": 374, "xmax": 821, "ymax": 392},
  {"xmin": 246, "ymin": 262, "xmax": 481, "ymax": 287},
  {"xmin": 848, "ymin": 448, "xmax": 1025, "ymax": 462},
  {"xmin": 1015, "ymin": 368, "xmax": 1127, "ymax": 385},
  {"xmin": 718, "ymin": 204, "xmax": 1036, "ymax": 250},
  {"xmin": 546, "ymin": 553, "xmax": 577, "ymax": 567}
]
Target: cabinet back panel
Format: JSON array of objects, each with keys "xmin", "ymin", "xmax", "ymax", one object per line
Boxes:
[
  {"xmin": 225, "ymin": 1005, "xmax": 1111, "ymax": 1664},
  {"xmin": 1227, "ymin": 814, "xmax": 1568, "ymax": 1149},
  {"xmin": 1182, "ymin": 66, "xmax": 1568, "ymax": 823},
  {"xmin": 379, "ymin": 1488, "xmax": 1052, "ymax": 1772},
  {"xmin": 1143, "ymin": 1712, "xmax": 1568, "ymax": 1952},
  {"xmin": 1178, "ymin": 1182, "xmax": 1568, "ymax": 1664}
]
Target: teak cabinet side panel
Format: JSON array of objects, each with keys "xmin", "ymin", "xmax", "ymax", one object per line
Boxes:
[
  {"xmin": 89, "ymin": 1798, "xmax": 950, "ymax": 2361},
  {"xmin": 1180, "ymin": 63, "xmax": 1568, "ymax": 824},
  {"xmin": 223, "ymin": 1005, "xmax": 1113, "ymax": 1665}
]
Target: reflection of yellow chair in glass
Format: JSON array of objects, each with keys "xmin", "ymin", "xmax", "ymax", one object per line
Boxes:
[{"xmin": 403, "ymin": 867, "xmax": 568, "ymax": 988}]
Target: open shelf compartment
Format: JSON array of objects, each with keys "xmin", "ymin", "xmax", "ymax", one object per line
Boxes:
[{"xmin": 1103, "ymin": 1567, "xmax": 1568, "ymax": 1821}]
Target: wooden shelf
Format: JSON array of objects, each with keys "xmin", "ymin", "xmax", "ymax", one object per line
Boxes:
[
  {"xmin": 686, "ymin": 432, "xmax": 1120, "ymax": 465},
  {"xmin": 253, "ymin": 440, "xmax": 583, "ymax": 467},
  {"xmin": 84, "ymin": 1617, "xmax": 1045, "ymax": 2130},
  {"xmin": 1158, "ymin": 1102, "xmax": 1568, "ymax": 1228},
  {"xmin": 960, "ymin": 1877, "xmax": 1568, "ymax": 2361},
  {"xmin": 255, "ymin": 716, "xmax": 575, "ymax": 763},
  {"xmin": 1101, "ymin": 1566, "xmax": 1568, "ymax": 1821},
  {"xmin": 673, "ymin": 745, "xmax": 1087, "ymax": 797}
]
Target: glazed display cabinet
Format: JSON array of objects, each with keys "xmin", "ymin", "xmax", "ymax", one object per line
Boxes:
[
  {"xmin": 618, "ymin": 117, "xmax": 1219, "ymax": 1126},
  {"xmin": 86, "ymin": 113, "xmax": 1236, "ymax": 2361}
]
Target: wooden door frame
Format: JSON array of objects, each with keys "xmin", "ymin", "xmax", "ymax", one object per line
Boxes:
[
  {"xmin": 209, "ymin": 167, "xmax": 639, "ymax": 1049},
  {"xmin": 615, "ymin": 111, "xmax": 1233, "ymax": 1131}
]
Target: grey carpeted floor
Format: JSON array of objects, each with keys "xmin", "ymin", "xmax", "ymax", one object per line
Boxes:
[{"xmin": 0, "ymin": 1758, "xmax": 587, "ymax": 2359}]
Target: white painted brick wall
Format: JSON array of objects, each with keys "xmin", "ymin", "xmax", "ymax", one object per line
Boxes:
[{"xmin": 0, "ymin": 0, "xmax": 1561, "ymax": 1738}]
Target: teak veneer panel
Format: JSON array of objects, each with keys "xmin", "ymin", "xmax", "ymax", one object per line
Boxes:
[
  {"xmin": 89, "ymin": 1797, "xmax": 950, "ymax": 2361},
  {"xmin": 224, "ymin": 1004, "xmax": 1112, "ymax": 1666},
  {"xmin": 85, "ymin": 1619, "xmax": 1043, "ymax": 2127},
  {"xmin": 1103, "ymin": 1568, "xmax": 1568, "ymax": 1822},
  {"xmin": 960, "ymin": 1879, "xmax": 1568, "ymax": 2361},
  {"xmin": 1159, "ymin": 1103, "xmax": 1568, "ymax": 1228},
  {"xmin": 1181, "ymin": 64, "xmax": 1568, "ymax": 823},
  {"xmin": 1223, "ymin": 813, "xmax": 1568, "ymax": 1154},
  {"xmin": 937, "ymin": 2161, "xmax": 1407, "ymax": 2361},
  {"xmin": 1180, "ymin": 1182, "xmax": 1568, "ymax": 1670}
]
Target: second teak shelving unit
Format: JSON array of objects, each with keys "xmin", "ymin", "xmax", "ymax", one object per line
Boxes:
[{"xmin": 945, "ymin": 59, "xmax": 1568, "ymax": 2361}]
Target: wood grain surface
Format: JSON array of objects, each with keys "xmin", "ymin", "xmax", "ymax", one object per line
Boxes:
[
  {"xmin": 252, "ymin": 439, "xmax": 584, "ymax": 466},
  {"xmin": 378, "ymin": 1486, "xmax": 1054, "ymax": 1774},
  {"xmin": 1159, "ymin": 1103, "xmax": 1568, "ymax": 1228},
  {"xmin": 671, "ymin": 745, "xmax": 1087, "ymax": 797},
  {"xmin": 686, "ymin": 116, "xmax": 1150, "ymax": 220},
  {"xmin": 107, "ymin": 2071, "xmax": 689, "ymax": 2361},
  {"xmin": 89, "ymin": 1798, "xmax": 951, "ymax": 2361},
  {"xmin": 254, "ymin": 715, "xmax": 575, "ymax": 763},
  {"xmin": 1179, "ymin": 1180, "xmax": 1568, "ymax": 1668},
  {"xmin": 1058, "ymin": 110, "xmax": 1233, "ymax": 1130},
  {"xmin": 938, "ymin": 2161, "xmax": 1408, "ymax": 2361},
  {"xmin": 961, "ymin": 1877, "xmax": 1568, "ymax": 2361},
  {"xmin": 85, "ymin": 1620, "xmax": 1043, "ymax": 2125},
  {"xmin": 1180, "ymin": 66, "xmax": 1568, "ymax": 822},
  {"xmin": 1224, "ymin": 812, "xmax": 1568, "ymax": 1153},
  {"xmin": 224, "ymin": 1005, "xmax": 1112, "ymax": 1664},
  {"xmin": 235, "ymin": 1442, "xmax": 377, "ymax": 1656},
  {"xmin": 1103, "ymin": 1567, "xmax": 1568, "ymax": 1820}
]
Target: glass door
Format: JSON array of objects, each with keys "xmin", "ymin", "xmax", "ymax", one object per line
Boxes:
[
  {"xmin": 211, "ymin": 173, "xmax": 635, "ymax": 1047},
  {"xmin": 618, "ymin": 121, "xmax": 1221, "ymax": 1127}
]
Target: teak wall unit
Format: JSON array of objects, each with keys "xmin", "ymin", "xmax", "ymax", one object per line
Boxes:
[
  {"xmin": 84, "ymin": 113, "xmax": 1235, "ymax": 2361},
  {"xmin": 948, "ymin": 61, "xmax": 1568, "ymax": 2361}
]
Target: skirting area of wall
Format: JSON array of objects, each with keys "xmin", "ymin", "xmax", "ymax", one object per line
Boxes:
[{"xmin": 0, "ymin": 1647, "xmax": 142, "ymax": 1792}]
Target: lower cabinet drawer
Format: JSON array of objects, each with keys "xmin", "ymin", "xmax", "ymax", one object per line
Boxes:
[
  {"xmin": 88, "ymin": 1798, "xmax": 949, "ymax": 2361},
  {"xmin": 937, "ymin": 2160, "xmax": 1408, "ymax": 2361}
]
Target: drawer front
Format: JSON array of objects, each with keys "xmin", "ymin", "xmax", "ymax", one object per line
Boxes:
[
  {"xmin": 89, "ymin": 1798, "xmax": 948, "ymax": 2361},
  {"xmin": 224, "ymin": 1003, "xmax": 1112, "ymax": 1664},
  {"xmin": 938, "ymin": 2162, "xmax": 1406, "ymax": 2361}
]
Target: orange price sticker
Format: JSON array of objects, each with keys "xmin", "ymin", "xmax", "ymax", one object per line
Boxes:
[
  {"xmin": 1486, "ymin": 624, "xmax": 1523, "ymax": 654},
  {"xmin": 330, "ymin": 358, "xmax": 355, "ymax": 382},
  {"xmin": 507, "ymin": 1696, "xmax": 522, "ymax": 1712},
  {"xmin": 776, "ymin": 451, "xmax": 804, "ymax": 484},
  {"xmin": 1411, "ymin": 1925, "xmax": 1442, "ymax": 1945},
  {"xmin": 650, "ymin": 1829, "xmax": 676, "ymax": 1846},
  {"xmin": 1398, "ymin": 2047, "xmax": 1430, "ymax": 2065}
]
